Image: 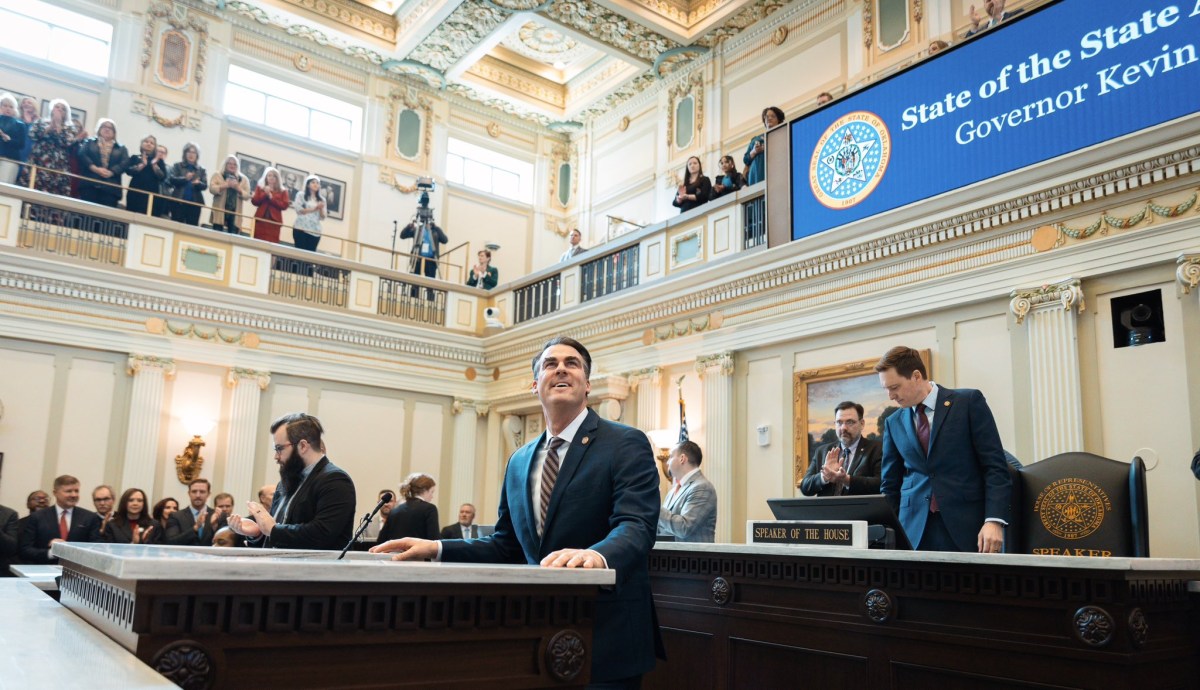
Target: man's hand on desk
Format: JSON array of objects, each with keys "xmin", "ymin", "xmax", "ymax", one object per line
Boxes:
[
  {"xmin": 540, "ymin": 549, "xmax": 606, "ymax": 569},
  {"xmin": 370, "ymin": 538, "xmax": 438, "ymax": 561},
  {"xmin": 977, "ymin": 522, "xmax": 1004, "ymax": 553}
]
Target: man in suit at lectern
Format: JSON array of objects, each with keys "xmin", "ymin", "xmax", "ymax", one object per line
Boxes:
[
  {"xmin": 372, "ymin": 336, "xmax": 663, "ymax": 688},
  {"xmin": 800, "ymin": 401, "xmax": 883, "ymax": 497},
  {"xmin": 876, "ymin": 346, "xmax": 1010, "ymax": 553},
  {"xmin": 18, "ymin": 475, "xmax": 101, "ymax": 564}
]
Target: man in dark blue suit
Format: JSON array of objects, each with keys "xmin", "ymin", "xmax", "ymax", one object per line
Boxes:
[
  {"xmin": 18, "ymin": 475, "xmax": 102, "ymax": 564},
  {"xmin": 373, "ymin": 336, "xmax": 662, "ymax": 687},
  {"xmin": 875, "ymin": 346, "xmax": 1011, "ymax": 553}
]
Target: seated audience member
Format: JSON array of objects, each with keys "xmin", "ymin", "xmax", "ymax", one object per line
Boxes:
[
  {"xmin": 560, "ymin": 228, "xmax": 585, "ymax": 262},
  {"xmin": 800, "ymin": 401, "xmax": 883, "ymax": 497},
  {"xmin": 92, "ymin": 484, "xmax": 115, "ymax": 520},
  {"xmin": 658, "ymin": 441, "xmax": 717, "ymax": 543},
  {"xmin": 209, "ymin": 155, "xmax": 250, "ymax": 234},
  {"xmin": 965, "ymin": 0, "xmax": 1020, "ymax": 37},
  {"xmin": 816, "ymin": 92, "xmax": 833, "ymax": 105},
  {"xmin": 292, "ymin": 174, "xmax": 326, "ymax": 252},
  {"xmin": 165, "ymin": 478, "xmax": 216, "ymax": 546},
  {"xmin": 151, "ymin": 497, "xmax": 179, "ymax": 534},
  {"xmin": 24, "ymin": 98, "xmax": 83, "ymax": 196},
  {"xmin": 364, "ymin": 489, "xmax": 397, "ymax": 540},
  {"xmin": 168, "ymin": 142, "xmax": 208, "ymax": 225},
  {"xmin": 0, "ymin": 93, "xmax": 28, "ymax": 184},
  {"xmin": 19, "ymin": 475, "xmax": 102, "ymax": 564},
  {"xmin": 257, "ymin": 484, "xmax": 276, "ymax": 508},
  {"xmin": 101, "ymin": 488, "xmax": 160, "ymax": 544},
  {"xmin": 377, "ymin": 472, "xmax": 439, "ymax": 542},
  {"xmin": 440, "ymin": 503, "xmax": 479, "ymax": 539},
  {"xmin": 709, "ymin": 155, "xmax": 745, "ymax": 201},
  {"xmin": 212, "ymin": 526, "xmax": 238, "ymax": 548},
  {"xmin": 77, "ymin": 118, "xmax": 129, "ymax": 208},
  {"xmin": 467, "ymin": 249, "xmax": 499, "ymax": 290},
  {"xmin": 672, "ymin": 156, "xmax": 711, "ymax": 214},
  {"xmin": 251, "ymin": 166, "xmax": 290, "ymax": 243},
  {"xmin": 929, "ymin": 39, "xmax": 950, "ymax": 55},
  {"xmin": 743, "ymin": 106, "xmax": 784, "ymax": 186},
  {"xmin": 125, "ymin": 135, "xmax": 168, "ymax": 215},
  {"xmin": 227, "ymin": 413, "xmax": 356, "ymax": 550}
]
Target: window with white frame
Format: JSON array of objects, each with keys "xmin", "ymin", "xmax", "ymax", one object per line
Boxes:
[
  {"xmin": 445, "ymin": 137, "xmax": 533, "ymax": 204},
  {"xmin": 223, "ymin": 65, "xmax": 363, "ymax": 151},
  {"xmin": 0, "ymin": 0, "xmax": 112, "ymax": 78}
]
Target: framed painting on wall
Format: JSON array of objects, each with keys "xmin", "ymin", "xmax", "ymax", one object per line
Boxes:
[
  {"xmin": 275, "ymin": 164, "xmax": 308, "ymax": 203},
  {"xmin": 318, "ymin": 175, "xmax": 345, "ymax": 220},
  {"xmin": 237, "ymin": 153, "xmax": 270, "ymax": 193}
]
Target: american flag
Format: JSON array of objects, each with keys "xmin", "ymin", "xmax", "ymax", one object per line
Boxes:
[{"xmin": 678, "ymin": 380, "xmax": 688, "ymax": 442}]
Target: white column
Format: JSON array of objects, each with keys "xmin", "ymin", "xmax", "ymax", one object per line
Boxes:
[
  {"xmin": 122, "ymin": 355, "xmax": 176, "ymax": 492},
  {"xmin": 696, "ymin": 352, "xmax": 735, "ymax": 543},
  {"xmin": 628, "ymin": 367, "xmax": 662, "ymax": 432},
  {"xmin": 225, "ymin": 368, "xmax": 270, "ymax": 501},
  {"xmin": 450, "ymin": 398, "xmax": 489, "ymax": 514},
  {"xmin": 1010, "ymin": 279, "xmax": 1086, "ymax": 461}
]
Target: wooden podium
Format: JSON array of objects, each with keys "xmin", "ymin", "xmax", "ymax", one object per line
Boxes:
[
  {"xmin": 646, "ymin": 542, "xmax": 1200, "ymax": 689},
  {"xmin": 53, "ymin": 543, "xmax": 611, "ymax": 689}
]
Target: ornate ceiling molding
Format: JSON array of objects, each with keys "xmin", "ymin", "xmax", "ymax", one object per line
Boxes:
[{"xmin": 279, "ymin": 0, "xmax": 398, "ymax": 42}]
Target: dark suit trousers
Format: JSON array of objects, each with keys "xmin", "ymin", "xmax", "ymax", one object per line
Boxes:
[{"xmin": 918, "ymin": 511, "xmax": 960, "ymax": 552}]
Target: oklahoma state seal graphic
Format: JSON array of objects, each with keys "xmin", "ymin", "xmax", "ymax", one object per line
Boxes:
[
  {"xmin": 1034, "ymin": 478, "xmax": 1111, "ymax": 540},
  {"xmin": 810, "ymin": 111, "xmax": 891, "ymax": 209}
]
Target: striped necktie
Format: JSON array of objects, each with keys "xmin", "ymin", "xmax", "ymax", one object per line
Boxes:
[{"xmin": 539, "ymin": 436, "xmax": 565, "ymax": 534}]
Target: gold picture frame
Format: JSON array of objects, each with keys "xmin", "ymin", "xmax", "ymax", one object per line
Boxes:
[{"xmin": 793, "ymin": 350, "xmax": 931, "ymax": 487}]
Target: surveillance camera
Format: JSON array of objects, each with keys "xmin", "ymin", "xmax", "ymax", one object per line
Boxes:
[{"xmin": 484, "ymin": 306, "xmax": 504, "ymax": 329}]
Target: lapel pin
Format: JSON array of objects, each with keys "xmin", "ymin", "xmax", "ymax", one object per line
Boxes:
[
  {"xmin": 581, "ymin": 436, "xmax": 590, "ymax": 445},
  {"xmin": 943, "ymin": 401, "xmax": 951, "ymax": 407}
]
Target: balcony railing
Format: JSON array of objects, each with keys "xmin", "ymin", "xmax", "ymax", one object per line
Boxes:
[
  {"xmin": 514, "ymin": 273, "xmax": 561, "ymax": 324},
  {"xmin": 269, "ymin": 255, "xmax": 350, "ymax": 308},
  {"xmin": 18, "ymin": 201, "xmax": 126, "ymax": 266},
  {"xmin": 743, "ymin": 196, "xmax": 766, "ymax": 250},
  {"xmin": 378, "ymin": 276, "xmax": 447, "ymax": 326},
  {"xmin": 581, "ymin": 244, "xmax": 639, "ymax": 302}
]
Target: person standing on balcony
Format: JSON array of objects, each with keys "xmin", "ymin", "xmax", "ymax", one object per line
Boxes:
[
  {"xmin": 77, "ymin": 118, "xmax": 129, "ymax": 208},
  {"xmin": 291, "ymin": 174, "xmax": 326, "ymax": 252},
  {"xmin": 559, "ymin": 228, "xmax": 586, "ymax": 262},
  {"xmin": 709, "ymin": 155, "xmax": 745, "ymax": 201},
  {"xmin": 466, "ymin": 249, "xmax": 498, "ymax": 290},
  {"xmin": 209, "ymin": 155, "xmax": 251, "ymax": 235},
  {"xmin": 743, "ymin": 106, "xmax": 785, "ymax": 186},
  {"xmin": 125, "ymin": 135, "xmax": 167, "ymax": 216},
  {"xmin": 672, "ymin": 156, "xmax": 711, "ymax": 214},
  {"xmin": 24, "ymin": 99, "xmax": 82, "ymax": 197},
  {"xmin": 251, "ymin": 166, "xmax": 290, "ymax": 244},
  {"xmin": 0, "ymin": 94, "xmax": 28, "ymax": 185},
  {"xmin": 168, "ymin": 142, "xmax": 208, "ymax": 226}
]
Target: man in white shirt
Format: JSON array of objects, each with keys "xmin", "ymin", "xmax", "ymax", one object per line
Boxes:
[{"xmin": 658, "ymin": 440, "xmax": 717, "ymax": 542}]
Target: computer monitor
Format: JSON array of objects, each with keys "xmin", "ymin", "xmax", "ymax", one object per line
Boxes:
[
  {"xmin": 767, "ymin": 495, "xmax": 913, "ymax": 550},
  {"xmin": 475, "ymin": 524, "xmax": 496, "ymax": 538}
]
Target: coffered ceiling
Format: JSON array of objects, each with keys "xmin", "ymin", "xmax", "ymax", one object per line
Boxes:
[{"xmin": 272, "ymin": 0, "xmax": 792, "ymax": 125}]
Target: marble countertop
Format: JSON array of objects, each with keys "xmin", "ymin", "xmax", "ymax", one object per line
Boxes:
[
  {"xmin": 52, "ymin": 543, "xmax": 615, "ymax": 586},
  {"xmin": 653, "ymin": 542, "xmax": 1200, "ymax": 572},
  {"xmin": 0, "ymin": 580, "xmax": 179, "ymax": 688}
]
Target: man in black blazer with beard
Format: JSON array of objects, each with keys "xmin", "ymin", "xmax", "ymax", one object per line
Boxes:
[
  {"xmin": 800, "ymin": 401, "xmax": 883, "ymax": 497},
  {"xmin": 229, "ymin": 413, "xmax": 356, "ymax": 551},
  {"xmin": 18, "ymin": 475, "xmax": 101, "ymax": 564}
]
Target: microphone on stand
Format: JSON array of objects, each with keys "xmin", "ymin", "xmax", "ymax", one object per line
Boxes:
[{"xmin": 338, "ymin": 491, "xmax": 394, "ymax": 560}]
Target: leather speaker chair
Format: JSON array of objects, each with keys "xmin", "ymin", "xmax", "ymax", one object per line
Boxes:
[{"xmin": 1012, "ymin": 452, "xmax": 1148, "ymax": 557}]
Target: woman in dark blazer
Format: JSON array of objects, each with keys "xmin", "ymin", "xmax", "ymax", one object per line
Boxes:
[
  {"xmin": 102, "ymin": 488, "xmax": 162, "ymax": 544},
  {"xmin": 672, "ymin": 156, "xmax": 711, "ymax": 213},
  {"xmin": 377, "ymin": 472, "xmax": 439, "ymax": 543}
]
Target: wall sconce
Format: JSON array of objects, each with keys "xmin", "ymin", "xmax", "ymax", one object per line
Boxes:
[{"xmin": 175, "ymin": 417, "xmax": 215, "ymax": 485}]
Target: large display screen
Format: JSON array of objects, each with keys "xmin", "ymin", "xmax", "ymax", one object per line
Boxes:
[{"xmin": 790, "ymin": 0, "xmax": 1200, "ymax": 240}]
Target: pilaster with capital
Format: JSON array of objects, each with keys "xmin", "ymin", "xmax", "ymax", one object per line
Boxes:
[
  {"xmin": 696, "ymin": 352, "xmax": 734, "ymax": 542},
  {"xmin": 225, "ymin": 368, "xmax": 271, "ymax": 501},
  {"xmin": 1010, "ymin": 279, "xmax": 1085, "ymax": 460},
  {"xmin": 627, "ymin": 367, "xmax": 663, "ymax": 433},
  {"xmin": 1177, "ymin": 254, "xmax": 1200, "ymax": 297},
  {"xmin": 450, "ymin": 398, "xmax": 489, "ymax": 512},
  {"xmin": 122, "ymin": 355, "xmax": 176, "ymax": 492}
]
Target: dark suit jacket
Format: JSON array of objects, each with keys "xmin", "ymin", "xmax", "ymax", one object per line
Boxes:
[
  {"xmin": 164, "ymin": 505, "xmax": 218, "ymax": 546},
  {"xmin": 441, "ymin": 409, "xmax": 662, "ymax": 683},
  {"xmin": 18, "ymin": 506, "xmax": 101, "ymax": 564},
  {"xmin": 439, "ymin": 522, "xmax": 479, "ymax": 540},
  {"xmin": 800, "ymin": 437, "xmax": 883, "ymax": 497},
  {"xmin": 0, "ymin": 504, "xmax": 18, "ymax": 576},
  {"xmin": 258, "ymin": 456, "xmax": 356, "ymax": 550},
  {"xmin": 102, "ymin": 516, "xmax": 163, "ymax": 545},
  {"xmin": 1193, "ymin": 447, "xmax": 1200, "ymax": 480},
  {"xmin": 881, "ymin": 387, "xmax": 1011, "ymax": 552},
  {"xmin": 378, "ymin": 498, "xmax": 439, "ymax": 542}
]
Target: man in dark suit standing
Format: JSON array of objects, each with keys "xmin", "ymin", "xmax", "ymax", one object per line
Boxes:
[
  {"xmin": 18, "ymin": 475, "xmax": 101, "ymax": 564},
  {"xmin": 875, "ymin": 346, "xmax": 1010, "ymax": 553},
  {"xmin": 228, "ymin": 413, "xmax": 356, "ymax": 550},
  {"xmin": 439, "ymin": 503, "xmax": 478, "ymax": 539},
  {"xmin": 165, "ymin": 478, "xmax": 219, "ymax": 546},
  {"xmin": 0, "ymin": 501, "xmax": 17, "ymax": 576},
  {"xmin": 800, "ymin": 401, "xmax": 883, "ymax": 497},
  {"xmin": 373, "ymin": 337, "xmax": 662, "ymax": 687}
]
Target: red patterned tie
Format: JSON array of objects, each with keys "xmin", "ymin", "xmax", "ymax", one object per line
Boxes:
[
  {"xmin": 915, "ymin": 404, "xmax": 938, "ymax": 512},
  {"xmin": 59, "ymin": 510, "xmax": 69, "ymax": 540},
  {"xmin": 539, "ymin": 437, "xmax": 565, "ymax": 533}
]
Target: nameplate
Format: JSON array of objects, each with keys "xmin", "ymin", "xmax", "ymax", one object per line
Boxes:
[{"xmin": 746, "ymin": 520, "xmax": 868, "ymax": 548}]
